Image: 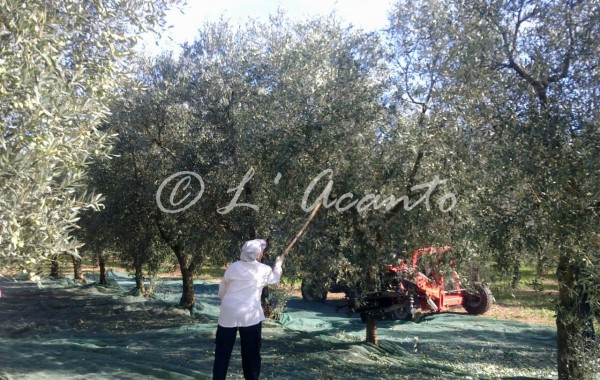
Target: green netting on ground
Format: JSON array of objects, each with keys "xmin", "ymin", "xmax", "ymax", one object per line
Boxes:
[
  {"xmin": 0, "ymin": 272, "xmax": 594, "ymax": 379},
  {"xmin": 270, "ymin": 298, "xmax": 559, "ymax": 379}
]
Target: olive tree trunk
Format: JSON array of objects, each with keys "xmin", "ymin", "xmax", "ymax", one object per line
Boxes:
[
  {"xmin": 133, "ymin": 258, "xmax": 145, "ymax": 295},
  {"xmin": 98, "ymin": 254, "xmax": 107, "ymax": 286},
  {"xmin": 556, "ymin": 253, "xmax": 592, "ymax": 380},
  {"xmin": 366, "ymin": 318, "xmax": 379, "ymax": 346},
  {"xmin": 72, "ymin": 256, "xmax": 84, "ymax": 283},
  {"xmin": 50, "ymin": 255, "xmax": 62, "ymax": 279},
  {"xmin": 172, "ymin": 247, "xmax": 195, "ymax": 309}
]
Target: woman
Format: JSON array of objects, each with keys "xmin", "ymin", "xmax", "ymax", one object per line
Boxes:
[{"xmin": 213, "ymin": 239, "xmax": 283, "ymax": 380}]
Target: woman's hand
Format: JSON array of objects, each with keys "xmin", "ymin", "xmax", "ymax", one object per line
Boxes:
[{"xmin": 275, "ymin": 256, "xmax": 284, "ymax": 268}]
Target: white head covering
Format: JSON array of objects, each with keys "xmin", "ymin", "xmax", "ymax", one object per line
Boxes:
[
  {"xmin": 240, "ymin": 240, "xmax": 262, "ymax": 262},
  {"xmin": 255, "ymin": 239, "xmax": 267, "ymax": 250}
]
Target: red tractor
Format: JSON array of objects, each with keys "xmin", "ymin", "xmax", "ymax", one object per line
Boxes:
[{"xmin": 348, "ymin": 246, "xmax": 493, "ymax": 322}]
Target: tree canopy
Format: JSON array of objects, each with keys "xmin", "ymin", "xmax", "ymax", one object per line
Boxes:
[{"xmin": 0, "ymin": 0, "xmax": 184, "ymax": 274}]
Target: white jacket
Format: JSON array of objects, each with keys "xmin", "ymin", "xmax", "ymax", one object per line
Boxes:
[{"xmin": 218, "ymin": 260, "xmax": 282, "ymax": 327}]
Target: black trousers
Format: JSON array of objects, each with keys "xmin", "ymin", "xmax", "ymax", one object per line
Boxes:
[{"xmin": 213, "ymin": 322, "xmax": 262, "ymax": 380}]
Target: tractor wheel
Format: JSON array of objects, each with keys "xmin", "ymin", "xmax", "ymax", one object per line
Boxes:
[
  {"xmin": 301, "ymin": 280, "xmax": 327, "ymax": 302},
  {"xmin": 463, "ymin": 283, "xmax": 493, "ymax": 315},
  {"xmin": 391, "ymin": 307, "xmax": 414, "ymax": 321}
]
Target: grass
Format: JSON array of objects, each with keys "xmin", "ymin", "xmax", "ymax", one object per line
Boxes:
[
  {"xmin": 196, "ymin": 267, "xmax": 225, "ymax": 279},
  {"xmin": 487, "ymin": 266, "xmax": 558, "ymax": 326}
]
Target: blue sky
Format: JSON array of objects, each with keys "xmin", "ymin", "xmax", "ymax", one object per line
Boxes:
[{"xmin": 140, "ymin": 0, "xmax": 395, "ymax": 55}]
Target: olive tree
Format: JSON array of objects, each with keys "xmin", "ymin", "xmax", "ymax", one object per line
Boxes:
[
  {"xmin": 0, "ymin": 0, "xmax": 183, "ymax": 275},
  {"xmin": 213, "ymin": 14, "xmax": 466, "ymax": 344},
  {"xmin": 389, "ymin": 0, "xmax": 600, "ymax": 377},
  {"xmin": 89, "ymin": 15, "xmax": 395, "ymax": 309}
]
